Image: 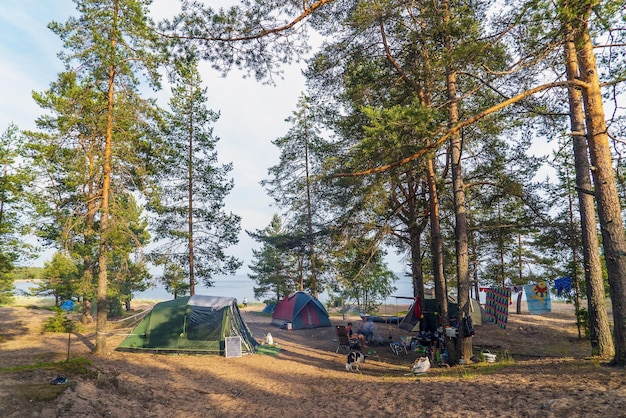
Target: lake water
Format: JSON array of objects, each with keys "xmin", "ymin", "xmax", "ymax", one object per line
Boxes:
[{"xmin": 14, "ymin": 273, "xmax": 416, "ymax": 306}]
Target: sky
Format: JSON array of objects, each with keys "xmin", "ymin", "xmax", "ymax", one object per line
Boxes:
[
  {"xmin": 0, "ymin": 0, "xmax": 408, "ymax": 275},
  {"xmin": 1, "ymin": 0, "xmax": 303, "ymax": 273}
]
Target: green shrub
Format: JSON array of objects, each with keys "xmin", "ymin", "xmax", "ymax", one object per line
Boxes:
[
  {"xmin": 42, "ymin": 308, "xmax": 78, "ymax": 333},
  {"xmin": 575, "ymin": 307, "xmax": 590, "ymax": 338}
]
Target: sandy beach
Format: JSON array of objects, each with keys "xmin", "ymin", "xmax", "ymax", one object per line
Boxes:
[{"xmin": 1, "ymin": 299, "xmax": 625, "ymax": 417}]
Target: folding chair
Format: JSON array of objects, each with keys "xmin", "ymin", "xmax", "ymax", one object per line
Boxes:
[
  {"xmin": 390, "ymin": 340, "xmax": 408, "ymax": 355},
  {"xmin": 335, "ymin": 325, "xmax": 360, "ymax": 353}
]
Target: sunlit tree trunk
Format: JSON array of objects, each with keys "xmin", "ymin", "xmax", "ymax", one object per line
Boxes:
[
  {"xmin": 95, "ymin": 58, "xmax": 116, "ymax": 355},
  {"xmin": 563, "ymin": 32, "xmax": 613, "ymax": 357},
  {"xmin": 571, "ymin": 7, "xmax": 626, "ymax": 363}
]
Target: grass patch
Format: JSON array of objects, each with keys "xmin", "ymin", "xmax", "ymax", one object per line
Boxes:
[
  {"xmin": 0, "ymin": 357, "xmax": 95, "ymax": 377},
  {"xmin": 10, "ymin": 297, "xmax": 56, "ymax": 308},
  {"xmin": 256, "ymin": 345, "xmax": 281, "ymax": 356},
  {"xmin": 0, "ymin": 358, "xmax": 95, "ymax": 405},
  {"xmin": 13, "ymin": 382, "xmax": 70, "ymax": 402},
  {"xmin": 418, "ymin": 359, "xmax": 516, "ymax": 380}
]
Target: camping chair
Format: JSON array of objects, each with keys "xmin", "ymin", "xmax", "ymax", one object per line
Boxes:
[
  {"xmin": 390, "ymin": 337, "xmax": 409, "ymax": 355},
  {"xmin": 335, "ymin": 325, "xmax": 360, "ymax": 353}
]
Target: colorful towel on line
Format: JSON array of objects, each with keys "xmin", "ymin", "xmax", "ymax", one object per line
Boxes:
[
  {"xmin": 525, "ymin": 282, "xmax": 552, "ymax": 314},
  {"xmin": 484, "ymin": 287, "xmax": 511, "ymax": 329}
]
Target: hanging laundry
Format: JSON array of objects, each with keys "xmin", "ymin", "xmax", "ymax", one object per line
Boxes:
[
  {"xmin": 485, "ymin": 287, "xmax": 511, "ymax": 329},
  {"xmin": 414, "ymin": 296, "xmax": 422, "ymax": 319},
  {"xmin": 554, "ymin": 276, "xmax": 572, "ymax": 296},
  {"xmin": 525, "ymin": 282, "xmax": 552, "ymax": 314}
]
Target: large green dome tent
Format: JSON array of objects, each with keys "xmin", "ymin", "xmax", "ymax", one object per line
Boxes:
[{"xmin": 117, "ymin": 295, "xmax": 258, "ymax": 355}]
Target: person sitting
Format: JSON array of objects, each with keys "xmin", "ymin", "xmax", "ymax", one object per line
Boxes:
[
  {"xmin": 357, "ymin": 317, "xmax": 376, "ymax": 346},
  {"xmin": 346, "ymin": 322, "xmax": 361, "ymax": 350}
]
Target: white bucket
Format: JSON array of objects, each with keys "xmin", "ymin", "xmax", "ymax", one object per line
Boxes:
[
  {"xmin": 286, "ymin": 323, "xmax": 292, "ymax": 331},
  {"xmin": 482, "ymin": 350, "xmax": 496, "ymax": 363}
]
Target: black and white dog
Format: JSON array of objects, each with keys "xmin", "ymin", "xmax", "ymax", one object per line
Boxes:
[{"xmin": 345, "ymin": 350, "xmax": 366, "ymax": 371}]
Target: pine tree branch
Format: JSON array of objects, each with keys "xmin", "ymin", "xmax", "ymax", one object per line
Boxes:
[{"xmin": 334, "ymin": 79, "xmax": 589, "ymax": 177}]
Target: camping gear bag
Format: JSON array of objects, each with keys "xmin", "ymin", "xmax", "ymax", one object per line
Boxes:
[
  {"xmin": 412, "ymin": 356, "xmax": 431, "ymax": 374},
  {"xmin": 463, "ymin": 316, "xmax": 474, "ymax": 337}
]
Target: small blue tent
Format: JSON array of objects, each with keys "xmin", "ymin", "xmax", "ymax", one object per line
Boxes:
[{"xmin": 60, "ymin": 300, "xmax": 75, "ymax": 311}]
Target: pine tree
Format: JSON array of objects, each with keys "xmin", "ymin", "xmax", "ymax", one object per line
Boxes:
[
  {"xmin": 262, "ymin": 94, "xmax": 328, "ymax": 297},
  {"xmin": 562, "ymin": 26, "xmax": 613, "ymax": 356},
  {"xmin": 566, "ymin": 0, "xmax": 626, "ymax": 365},
  {"xmin": 148, "ymin": 54, "xmax": 241, "ymax": 296},
  {"xmin": 247, "ymin": 214, "xmax": 296, "ymax": 303},
  {"xmin": 43, "ymin": 0, "xmax": 163, "ymax": 353},
  {"xmin": 0, "ymin": 124, "xmax": 34, "ymax": 304}
]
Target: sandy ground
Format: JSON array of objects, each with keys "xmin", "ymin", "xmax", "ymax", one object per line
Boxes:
[{"xmin": 1, "ymin": 299, "xmax": 625, "ymax": 417}]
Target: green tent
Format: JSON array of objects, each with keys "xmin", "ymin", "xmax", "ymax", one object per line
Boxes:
[
  {"xmin": 117, "ymin": 295, "xmax": 258, "ymax": 355},
  {"xmin": 399, "ymin": 297, "xmax": 482, "ymax": 332}
]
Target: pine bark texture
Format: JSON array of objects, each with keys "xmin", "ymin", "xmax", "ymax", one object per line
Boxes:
[
  {"xmin": 564, "ymin": 33, "xmax": 613, "ymax": 357},
  {"xmin": 442, "ymin": 0, "xmax": 472, "ymax": 361},
  {"xmin": 574, "ymin": 11, "xmax": 626, "ymax": 365}
]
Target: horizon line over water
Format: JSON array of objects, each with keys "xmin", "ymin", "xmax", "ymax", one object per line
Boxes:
[
  {"xmin": 15, "ymin": 273, "xmax": 415, "ymax": 307},
  {"xmin": 132, "ymin": 273, "xmax": 415, "ymax": 306}
]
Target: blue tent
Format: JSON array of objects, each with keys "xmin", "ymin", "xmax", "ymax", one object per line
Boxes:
[
  {"xmin": 60, "ymin": 300, "xmax": 75, "ymax": 311},
  {"xmin": 261, "ymin": 303, "xmax": 276, "ymax": 314}
]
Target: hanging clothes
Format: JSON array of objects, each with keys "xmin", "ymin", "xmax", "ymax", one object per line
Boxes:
[
  {"xmin": 554, "ymin": 276, "xmax": 572, "ymax": 296},
  {"xmin": 484, "ymin": 287, "xmax": 511, "ymax": 329},
  {"xmin": 525, "ymin": 282, "xmax": 552, "ymax": 314},
  {"xmin": 414, "ymin": 296, "xmax": 422, "ymax": 319}
]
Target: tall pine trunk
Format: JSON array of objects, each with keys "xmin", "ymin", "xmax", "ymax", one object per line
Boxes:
[
  {"xmin": 188, "ymin": 83, "xmax": 196, "ymax": 296},
  {"xmin": 573, "ymin": 5, "xmax": 626, "ymax": 365},
  {"xmin": 564, "ymin": 32, "xmax": 613, "ymax": 357},
  {"xmin": 95, "ymin": 63, "xmax": 116, "ymax": 355},
  {"xmin": 81, "ymin": 152, "xmax": 96, "ymax": 325},
  {"xmin": 304, "ymin": 131, "xmax": 318, "ymax": 298},
  {"xmin": 408, "ymin": 183, "xmax": 427, "ymax": 313},
  {"xmin": 442, "ymin": 0, "xmax": 472, "ymax": 361},
  {"xmin": 426, "ymin": 157, "xmax": 448, "ymax": 326}
]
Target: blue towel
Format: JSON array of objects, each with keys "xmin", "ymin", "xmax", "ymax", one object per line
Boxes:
[
  {"xmin": 525, "ymin": 283, "xmax": 551, "ymax": 314},
  {"xmin": 554, "ymin": 276, "xmax": 572, "ymax": 296}
]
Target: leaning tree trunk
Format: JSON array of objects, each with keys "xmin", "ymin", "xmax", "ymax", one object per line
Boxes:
[
  {"xmin": 574, "ymin": 10, "xmax": 626, "ymax": 365},
  {"xmin": 564, "ymin": 31, "xmax": 613, "ymax": 357}
]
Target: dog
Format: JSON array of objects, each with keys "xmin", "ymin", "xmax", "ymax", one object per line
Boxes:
[{"xmin": 345, "ymin": 350, "xmax": 365, "ymax": 371}]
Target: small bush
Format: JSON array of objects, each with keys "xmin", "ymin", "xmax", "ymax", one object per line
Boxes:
[
  {"xmin": 575, "ymin": 308, "xmax": 590, "ymax": 338},
  {"xmin": 42, "ymin": 309, "xmax": 78, "ymax": 333}
]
